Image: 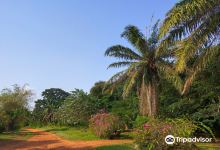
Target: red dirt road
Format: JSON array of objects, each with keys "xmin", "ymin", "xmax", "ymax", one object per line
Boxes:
[{"xmin": 0, "ymin": 128, "xmax": 132, "ymax": 150}]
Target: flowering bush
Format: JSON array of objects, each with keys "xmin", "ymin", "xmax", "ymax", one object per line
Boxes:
[
  {"xmin": 89, "ymin": 112, "xmax": 120, "ymax": 138},
  {"xmin": 135, "ymin": 118, "xmax": 199, "ymax": 150}
]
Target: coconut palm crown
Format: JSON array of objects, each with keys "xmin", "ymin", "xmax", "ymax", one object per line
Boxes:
[
  {"xmin": 159, "ymin": 0, "xmax": 220, "ymax": 94},
  {"xmin": 105, "ymin": 23, "xmax": 182, "ymax": 117}
]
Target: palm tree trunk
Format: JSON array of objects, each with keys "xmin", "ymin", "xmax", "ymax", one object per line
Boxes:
[{"xmin": 139, "ymin": 80, "xmax": 158, "ymax": 117}]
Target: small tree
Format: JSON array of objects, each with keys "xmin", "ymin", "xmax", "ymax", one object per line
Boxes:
[{"xmin": 0, "ymin": 85, "xmax": 32, "ymax": 131}]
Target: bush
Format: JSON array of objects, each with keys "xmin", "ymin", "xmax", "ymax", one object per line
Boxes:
[
  {"xmin": 0, "ymin": 85, "xmax": 32, "ymax": 131},
  {"xmin": 133, "ymin": 115, "xmax": 149, "ymax": 128},
  {"xmin": 135, "ymin": 118, "xmax": 199, "ymax": 150},
  {"xmin": 89, "ymin": 112, "xmax": 121, "ymax": 139},
  {"xmin": 111, "ymin": 97, "xmax": 139, "ymax": 130}
]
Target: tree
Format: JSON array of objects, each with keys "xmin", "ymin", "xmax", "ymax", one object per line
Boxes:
[
  {"xmin": 90, "ymin": 81, "xmax": 106, "ymax": 99},
  {"xmin": 159, "ymin": 0, "xmax": 220, "ymax": 94},
  {"xmin": 32, "ymin": 88, "xmax": 69, "ymax": 124},
  {"xmin": 159, "ymin": 54, "xmax": 220, "ymax": 135},
  {"xmin": 105, "ymin": 23, "xmax": 181, "ymax": 117},
  {"xmin": 0, "ymin": 85, "xmax": 32, "ymax": 131},
  {"xmin": 57, "ymin": 89, "xmax": 99, "ymax": 126}
]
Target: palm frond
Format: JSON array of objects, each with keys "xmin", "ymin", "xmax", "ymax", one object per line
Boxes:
[
  {"xmin": 107, "ymin": 70, "xmax": 128, "ymax": 84},
  {"xmin": 107, "ymin": 61, "xmax": 133, "ymax": 69},
  {"xmin": 122, "ymin": 70, "xmax": 140, "ymax": 98},
  {"xmin": 159, "ymin": 0, "xmax": 219, "ymax": 38},
  {"xmin": 103, "ymin": 70, "xmax": 128, "ymax": 94},
  {"xmin": 121, "ymin": 25, "xmax": 148, "ymax": 55},
  {"xmin": 175, "ymin": 13, "xmax": 220, "ymax": 72},
  {"xmin": 148, "ymin": 20, "xmax": 160, "ymax": 49},
  {"xmin": 105, "ymin": 45, "xmax": 141, "ymax": 60},
  {"xmin": 157, "ymin": 61, "xmax": 183, "ymax": 93},
  {"xmin": 182, "ymin": 45, "xmax": 220, "ymax": 95}
]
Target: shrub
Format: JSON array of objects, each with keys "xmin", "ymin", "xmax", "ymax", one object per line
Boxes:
[
  {"xmin": 133, "ymin": 115, "xmax": 149, "ymax": 128},
  {"xmin": 134, "ymin": 118, "xmax": 199, "ymax": 150},
  {"xmin": 0, "ymin": 85, "xmax": 32, "ymax": 131},
  {"xmin": 89, "ymin": 112, "xmax": 120, "ymax": 139},
  {"xmin": 111, "ymin": 97, "xmax": 139, "ymax": 130}
]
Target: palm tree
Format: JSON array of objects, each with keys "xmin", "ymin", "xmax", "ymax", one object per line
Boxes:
[
  {"xmin": 105, "ymin": 23, "xmax": 182, "ymax": 117},
  {"xmin": 159, "ymin": 0, "xmax": 220, "ymax": 94}
]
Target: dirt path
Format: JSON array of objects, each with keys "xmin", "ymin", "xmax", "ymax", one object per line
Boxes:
[{"xmin": 0, "ymin": 128, "xmax": 132, "ymax": 150}]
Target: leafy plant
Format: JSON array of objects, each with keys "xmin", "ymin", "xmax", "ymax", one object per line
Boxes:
[
  {"xmin": 89, "ymin": 112, "xmax": 120, "ymax": 139},
  {"xmin": 133, "ymin": 115, "xmax": 149, "ymax": 128},
  {"xmin": 111, "ymin": 97, "xmax": 139, "ymax": 130},
  {"xmin": 0, "ymin": 85, "xmax": 32, "ymax": 131},
  {"xmin": 56, "ymin": 89, "xmax": 99, "ymax": 126},
  {"xmin": 134, "ymin": 118, "xmax": 199, "ymax": 150}
]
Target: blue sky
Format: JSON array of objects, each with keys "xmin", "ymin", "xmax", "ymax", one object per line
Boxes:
[{"xmin": 0, "ymin": 0, "xmax": 177, "ymax": 100}]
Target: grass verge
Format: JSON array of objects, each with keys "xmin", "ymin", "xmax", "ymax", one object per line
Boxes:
[
  {"xmin": 34, "ymin": 126, "xmax": 134, "ymax": 141},
  {"xmin": 0, "ymin": 129, "xmax": 35, "ymax": 141},
  {"xmin": 95, "ymin": 144, "xmax": 134, "ymax": 150},
  {"xmin": 35, "ymin": 126, "xmax": 101, "ymax": 141}
]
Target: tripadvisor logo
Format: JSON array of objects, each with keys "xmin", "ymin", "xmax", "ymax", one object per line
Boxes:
[
  {"xmin": 165, "ymin": 135, "xmax": 175, "ymax": 144},
  {"xmin": 165, "ymin": 135, "xmax": 212, "ymax": 145}
]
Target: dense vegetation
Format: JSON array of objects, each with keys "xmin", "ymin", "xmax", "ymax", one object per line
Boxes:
[
  {"xmin": 0, "ymin": 0, "xmax": 219, "ymax": 149},
  {"xmin": 0, "ymin": 85, "xmax": 32, "ymax": 132}
]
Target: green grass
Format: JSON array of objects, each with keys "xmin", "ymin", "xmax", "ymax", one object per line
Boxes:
[
  {"xmin": 36, "ymin": 126, "xmax": 101, "ymax": 141},
  {"xmin": 95, "ymin": 143, "xmax": 220, "ymax": 150},
  {"xmin": 35, "ymin": 126, "xmax": 134, "ymax": 141},
  {"xmin": 0, "ymin": 129, "xmax": 35, "ymax": 141},
  {"xmin": 197, "ymin": 143, "xmax": 220, "ymax": 150},
  {"xmin": 95, "ymin": 144, "xmax": 134, "ymax": 150}
]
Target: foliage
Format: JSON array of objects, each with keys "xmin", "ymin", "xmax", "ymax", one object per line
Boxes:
[
  {"xmin": 133, "ymin": 115, "xmax": 149, "ymax": 128},
  {"xmin": 32, "ymin": 88, "xmax": 69, "ymax": 124},
  {"xmin": 56, "ymin": 89, "xmax": 99, "ymax": 126},
  {"xmin": 110, "ymin": 97, "xmax": 139, "ymax": 130},
  {"xmin": 0, "ymin": 85, "xmax": 32, "ymax": 132},
  {"xmin": 159, "ymin": 0, "xmax": 220, "ymax": 94},
  {"xmin": 89, "ymin": 112, "xmax": 121, "ymax": 139},
  {"xmin": 159, "ymin": 56, "xmax": 220, "ymax": 135},
  {"xmin": 134, "ymin": 118, "xmax": 198, "ymax": 150},
  {"xmin": 105, "ymin": 22, "xmax": 182, "ymax": 116},
  {"xmin": 90, "ymin": 81, "xmax": 107, "ymax": 99},
  {"xmin": 90, "ymin": 81, "xmax": 139, "ymax": 129}
]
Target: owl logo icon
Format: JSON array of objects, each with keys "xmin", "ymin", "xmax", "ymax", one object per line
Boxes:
[{"xmin": 165, "ymin": 135, "xmax": 175, "ymax": 144}]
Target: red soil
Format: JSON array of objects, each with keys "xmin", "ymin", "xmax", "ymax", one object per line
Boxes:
[{"xmin": 0, "ymin": 128, "xmax": 132, "ymax": 150}]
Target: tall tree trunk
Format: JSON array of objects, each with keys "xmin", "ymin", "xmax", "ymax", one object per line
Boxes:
[{"xmin": 139, "ymin": 80, "xmax": 158, "ymax": 117}]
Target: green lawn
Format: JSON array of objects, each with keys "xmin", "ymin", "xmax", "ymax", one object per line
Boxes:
[
  {"xmin": 35, "ymin": 126, "xmax": 134, "ymax": 141},
  {"xmin": 95, "ymin": 144, "xmax": 134, "ymax": 150},
  {"xmin": 36, "ymin": 126, "xmax": 101, "ymax": 141},
  {"xmin": 0, "ymin": 129, "xmax": 35, "ymax": 141}
]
